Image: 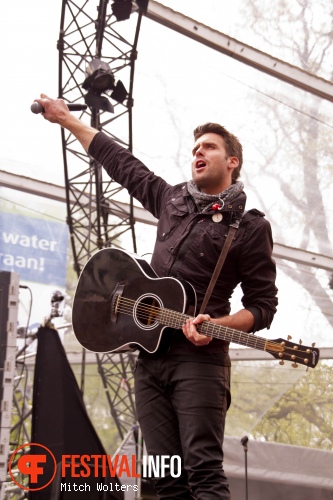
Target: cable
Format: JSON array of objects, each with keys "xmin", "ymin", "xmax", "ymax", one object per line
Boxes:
[
  {"xmin": 0, "ymin": 195, "xmax": 65, "ymax": 223},
  {"xmin": 207, "ymin": 60, "xmax": 333, "ymax": 130}
]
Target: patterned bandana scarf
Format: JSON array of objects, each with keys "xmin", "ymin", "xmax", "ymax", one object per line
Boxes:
[{"xmin": 187, "ymin": 179, "xmax": 244, "ymax": 213}]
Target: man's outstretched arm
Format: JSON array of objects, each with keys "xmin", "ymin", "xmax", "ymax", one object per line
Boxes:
[{"xmin": 34, "ymin": 94, "xmax": 98, "ymax": 152}]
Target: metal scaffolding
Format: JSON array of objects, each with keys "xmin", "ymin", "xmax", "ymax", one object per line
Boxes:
[
  {"xmin": 58, "ymin": 0, "xmax": 143, "ymax": 268},
  {"xmin": 58, "ymin": 0, "xmax": 146, "ymax": 441}
]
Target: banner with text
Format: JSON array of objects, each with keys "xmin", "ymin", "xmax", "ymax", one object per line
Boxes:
[{"xmin": 0, "ymin": 213, "xmax": 69, "ymax": 286}]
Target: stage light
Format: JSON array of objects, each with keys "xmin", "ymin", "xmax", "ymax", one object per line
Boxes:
[
  {"xmin": 136, "ymin": 0, "xmax": 149, "ymax": 13},
  {"xmin": 82, "ymin": 59, "xmax": 115, "ymax": 93},
  {"xmin": 84, "ymin": 92, "xmax": 115, "ymax": 113},
  {"xmin": 111, "ymin": 80, "xmax": 128, "ymax": 103},
  {"xmin": 111, "ymin": 1, "xmax": 149, "ymax": 21},
  {"xmin": 82, "ymin": 59, "xmax": 128, "ymax": 112},
  {"xmin": 82, "ymin": 59, "xmax": 115, "ymax": 112},
  {"xmin": 112, "ymin": 0, "xmax": 132, "ymax": 21}
]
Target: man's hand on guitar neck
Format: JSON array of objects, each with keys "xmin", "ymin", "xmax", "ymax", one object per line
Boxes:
[
  {"xmin": 182, "ymin": 309, "xmax": 255, "ymax": 347},
  {"xmin": 182, "ymin": 314, "xmax": 213, "ymax": 346}
]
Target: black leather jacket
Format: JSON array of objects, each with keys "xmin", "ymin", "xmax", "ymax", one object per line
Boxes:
[{"xmin": 89, "ymin": 132, "xmax": 278, "ymax": 361}]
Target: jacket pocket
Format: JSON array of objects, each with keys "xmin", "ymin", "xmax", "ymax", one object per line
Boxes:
[
  {"xmin": 156, "ymin": 201, "xmax": 188, "ymax": 242},
  {"xmin": 206, "ymin": 221, "xmax": 229, "ymax": 240}
]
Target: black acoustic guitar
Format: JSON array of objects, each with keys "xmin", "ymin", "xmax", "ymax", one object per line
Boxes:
[{"xmin": 72, "ymin": 248, "xmax": 320, "ymax": 369}]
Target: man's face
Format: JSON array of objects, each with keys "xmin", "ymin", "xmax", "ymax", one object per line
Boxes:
[{"xmin": 191, "ymin": 132, "xmax": 238, "ymax": 194}]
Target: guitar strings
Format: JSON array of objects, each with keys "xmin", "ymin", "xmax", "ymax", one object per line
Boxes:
[
  {"xmin": 113, "ymin": 296, "xmax": 312, "ymax": 364},
  {"xmin": 116, "ymin": 295, "xmax": 273, "ymax": 348},
  {"xmin": 116, "ymin": 295, "xmax": 268, "ymax": 348}
]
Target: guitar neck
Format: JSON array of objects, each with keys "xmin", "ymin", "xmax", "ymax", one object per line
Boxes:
[
  {"xmin": 158, "ymin": 306, "xmax": 320, "ymax": 368},
  {"xmin": 159, "ymin": 308, "xmax": 267, "ymax": 351}
]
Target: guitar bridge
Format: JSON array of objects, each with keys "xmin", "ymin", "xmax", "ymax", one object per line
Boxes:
[{"xmin": 110, "ymin": 283, "xmax": 125, "ymax": 323}]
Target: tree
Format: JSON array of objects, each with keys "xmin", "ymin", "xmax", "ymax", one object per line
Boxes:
[
  {"xmin": 252, "ymin": 362, "xmax": 333, "ymax": 450},
  {"xmin": 237, "ymin": 0, "xmax": 333, "ymax": 339},
  {"xmin": 223, "ymin": 0, "xmax": 333, "ymax": 449}
]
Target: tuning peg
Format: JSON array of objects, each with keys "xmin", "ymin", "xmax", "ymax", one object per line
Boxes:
[
  {"xmin": 292, "ymin": 362, "xmax": 298, "ymax": 368},
  {"xmin": 287, "ymin": 335, "xmax": 292, "ymax": 340},
  {"xmin": 279, "ymin": 360, "xmax": 285, "ymax": 366},
  {"xmin": 299, "ymin": 339, "xmax": 303, "ymax": 345},
  {"xmin": 312, "ymin": 342, "xmax": 316, "ymax": 347}
]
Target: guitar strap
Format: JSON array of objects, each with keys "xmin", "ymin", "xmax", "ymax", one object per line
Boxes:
[{"xmin": 199, "ymin": 215, "xmax": 242, "ymax": 315}]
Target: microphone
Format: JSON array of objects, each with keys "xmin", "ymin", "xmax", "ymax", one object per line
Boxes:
[
  {"xmin": 241, "ymin": 436, "xmax": 249, "ymax": 446},
  {"xmin": 241, "ymin": 435, "xmax": 249, "ymax": 500},
  {"xmin": 31, "ymin": 102, "xmax": 87, "ymax": 114}
]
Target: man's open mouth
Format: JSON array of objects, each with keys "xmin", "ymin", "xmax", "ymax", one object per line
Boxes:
[{"xmin": 195, "ymin": 160, "xmax": 206, "ymax": 170}]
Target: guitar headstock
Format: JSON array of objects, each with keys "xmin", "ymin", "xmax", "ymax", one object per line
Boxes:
[{"xmin": 266, "ymin": 337, "xmax": 320, "ymax": 368}]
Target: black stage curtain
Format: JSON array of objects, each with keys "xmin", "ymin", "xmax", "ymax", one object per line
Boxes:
[{"xmin": 29, "ymin": 326, "xmax": 124, "ymax": 500}]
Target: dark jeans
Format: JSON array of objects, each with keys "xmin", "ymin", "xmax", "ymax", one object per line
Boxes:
[{"xmin": 134, "ymin": 356, "xmax": 231, "ymax": 500}]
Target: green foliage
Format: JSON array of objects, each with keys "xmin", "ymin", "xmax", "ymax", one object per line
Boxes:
[
  {"xmin": 226, "ymin": 360, "xmax": 333, "ymax": 450},
  {"xmin": 226, "ymin": 360, "xmax": 303, "ymax": 437},
  {"xmin": 252, "ymin": 362, "xmax": 333, "ymax": 449}
]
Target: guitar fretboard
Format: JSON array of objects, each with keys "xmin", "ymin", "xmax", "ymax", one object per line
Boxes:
[
  {"xmin": 158, "ymin": 308, "xmax": 271, "ymax": 352},
  {"xmin": 116, "ymin": 296, "xmax": 284, "ymax": 354}
]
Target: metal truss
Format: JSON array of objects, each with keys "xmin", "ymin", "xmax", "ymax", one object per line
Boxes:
[
  {"xmin": 1, "ymin": 349, "xmax": 35, "ymax": 498},
  {"xmin": 3, "ymin": 376, "xmax": 33, "ymax": 499},
  {"xmin": 96, "ymin": 352, "xmax": 137, "ymax": 440},
  {"xmin": 58, "ymin": 0, "xmax": 144, "ymax": 444},
  {"xmin": 147, "ymin": 1, "xmax": 333, "ymax": 103},
  {"xmin": 58, "ymin": 0, "xmax": 144, "ymax": 269}
]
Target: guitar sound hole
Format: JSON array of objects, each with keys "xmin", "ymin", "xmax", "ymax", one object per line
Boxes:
[{"xmin": 134, "ymin": 294, "xmax": 162, "ymax": 330}]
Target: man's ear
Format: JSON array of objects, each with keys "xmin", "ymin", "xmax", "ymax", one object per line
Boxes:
[{"xmin": 228, "ymin": 156, "xmax": 239, "ymax": 172}]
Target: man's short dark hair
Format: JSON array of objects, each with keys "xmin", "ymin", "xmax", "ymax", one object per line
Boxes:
[{"xmin": 193, "ymin": 123, "xmax": 243, "ymax": 183}]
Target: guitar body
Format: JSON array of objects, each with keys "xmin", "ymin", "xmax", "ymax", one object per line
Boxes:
[{"xmin": 72, "ymin": 248, "xmax": 197, "ymax": 353}]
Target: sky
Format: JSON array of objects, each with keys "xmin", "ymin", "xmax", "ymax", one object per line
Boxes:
[
  {"xmin": 0, "ymin": 0, "xmax": 243, "ymax": 182},
  {"xmin": 0, "ymin": 1, "xmax": 62, "ymax": 173}
]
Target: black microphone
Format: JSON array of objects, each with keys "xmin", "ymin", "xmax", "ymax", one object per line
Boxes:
[
  {"xmin": 31, "ymin": 102, "xmax": 87, "ymax": 114},
  {"xmin": 241, "ymin": 436, "xmax": 249, "ymax": 446}
]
